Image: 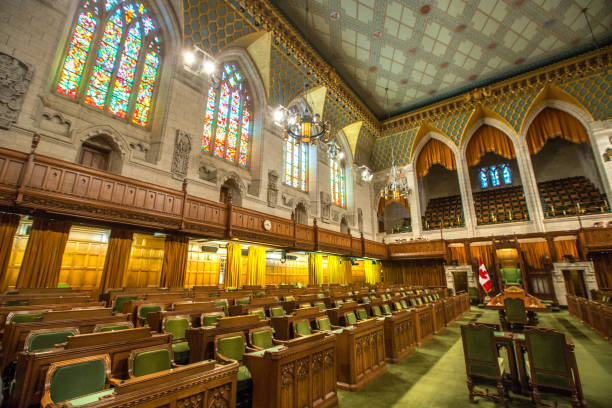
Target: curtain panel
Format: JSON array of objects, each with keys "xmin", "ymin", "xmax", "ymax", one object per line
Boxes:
[
  {"xmin": 341, "ymin": 258, "xmax": 352, "ymax": 283},
  {"xmin": 416, "ymin": 139, "xmax": 457, "ymax": 178},
  {"xmin": 16, "ymin": 218, "xmax": 71, "ymax": 288},
  {"xmin": 327, "ymin": 255, "xmax": 342, "ymax": 284},
  {"xmin": 99, "ymin": 229, "xmax": 134, "ymax": 293},
  {"xmin": 526, "ymin": 108, "xmax": 588, "ymax": 155},
  {"xmin": 308, "ymin": 253, "xmax": 323, "ymax": 285},
  {"xmin": 160, "ymin": 233, "xmax": 189, "ymax": 288},
  {"xmin": 377, "ymin": 196, "xmax": 410, "ymax": 216},
  {"xmin": 553, "ymin": 239, "xmax": 579, "ymax": 262},
  {"xmin": 225, "ymin": 242, "xmax": 242, "ymax": 289},
  {"xmin": 466, "ymin": 125, "xmax": 516, "ymax": 167},
  {"xmin": 0, "ymin": 213, "xmax": 20, "ymax": 291},
  {"xmin": 519, "ymin": 241, "xmax": 550, "ymax": 270},
  {"xmin": 246, "ymin": 246, "xmax": 266, "ymax": 286},
  {"xmin": 449, "ymin": 245, "xmax": 468, "ymax": 265}
]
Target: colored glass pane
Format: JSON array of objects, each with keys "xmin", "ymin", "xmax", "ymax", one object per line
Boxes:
[
  {"xmin": 57, "ymin": 12, "xmax": 97, "ymax": 97},
  {"xmin": 85, "ymin": 8, "xmax": 122, "ymax": 108},
  {"xmin": 213, "ymin": 82, "xmax": 230, "ymax": 158},
  {"xmin": 105, "ymin": 0, "xmax": 119, "ymax": 11},
  {"xmin": 479, "ymin": 168, "xmax": 488, "ymax": 189},
  {"xmin": 300, "ymin": 143, "xmax": 307, "ymax": 191},
  {"xmin": 489, "ymin": 166, "xmax": 500, "ymax": 187},
  {"xmin": 238, "ymin": 108, "xmax": 249, "ymax": 167},
  {"xmin": 201, "ymin": 87, "xmax": 216, "ymax": 151},
  {"xmin": 132, "ymin": 43, "xmax": 159, "ymax": 126},
  {"xmin": 109, "ymin": 22, "xmax": 141, "ymax": 117},
  {"xmin": 285, "ymin": 138, "xmax": 294, "ymax": 185},
  {"xmin": 225, "ymin": 89, "xmax": 241, "ymax": 162},
  {"xmin": 502, "ymin": 164, "xmax": 512, "ymax": 184}
]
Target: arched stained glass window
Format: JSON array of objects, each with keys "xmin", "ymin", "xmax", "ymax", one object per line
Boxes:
[
  {"xmin": 479, "ymin": 168, "xmax": 488, "ymax": 189},
  {"xmin": 284, "ymin": 136, "xmax": 308, "ymax": 191},
  {"xmin": 489, "ymin": 166, "xmax": 501, "ymax": 187},
  {"xmin": 330, "ymin": 158, "xmax": 346, "ymax": 207},
  {"xmin": 501, "ymin": 164, "xmax": 512, "ymax": 185},
  {"xmin": 480, "ymin": 164, "xmax": 512, "ymax": 189},
  {"xmin": 201, "ymin": 64, "xmax": 251, "ymax": 167},
  {"xmin": 56, "ymin": 0, "xmax": 160, "ymax": 127}
]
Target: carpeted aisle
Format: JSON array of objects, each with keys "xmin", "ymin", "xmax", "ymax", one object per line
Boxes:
[{"xmin": 337, "ymin": 308, "xmax": 612, "ymax": 407}]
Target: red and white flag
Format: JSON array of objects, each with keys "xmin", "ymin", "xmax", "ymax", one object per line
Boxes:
[{"xmin": 478, "ymin": 257, "xmax": 492, "ymax": 293}]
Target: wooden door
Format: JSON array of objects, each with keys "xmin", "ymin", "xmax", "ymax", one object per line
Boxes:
[
  {"xmin": 453, "ymin": 271, "xmax": 467, "ymax": 293},
  {"xmin": 563, "ymin": 270, "xmax": 587, "ymax": 298}
]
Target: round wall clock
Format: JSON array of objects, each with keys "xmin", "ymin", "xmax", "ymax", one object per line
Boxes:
[{"xmin": 263, "ymin": 219, "xmax": 272, "ymax": 231}]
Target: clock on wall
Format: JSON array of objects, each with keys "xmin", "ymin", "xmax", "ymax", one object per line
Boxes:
[{"xmin": 263, "ymin": 219, "xmax": 272, "ymax": 231}]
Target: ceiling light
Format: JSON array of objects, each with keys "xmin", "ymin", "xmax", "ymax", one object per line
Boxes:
[
  {"xmin": 183, "ymin": 51, "xmax": 195, "ymax": 65},
  {"xmin": 203, "ymin": 60, "xmax": 216, "ymax": 75}
]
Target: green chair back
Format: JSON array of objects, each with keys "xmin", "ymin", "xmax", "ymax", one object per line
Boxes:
[
  {"xmin": 251, "ymin": 330, "xmax": 274, "ymax": 349},
  {"xmin": 95, "ymin": 323, "xmax": 132, "ymax": 332},
  {"xmin": 299, "ymin": 303, "xmax": 311, "ymax": 309},
  {"xmin": 504, "ymin": 298, "xmax": 527, "ymax": 324},
  {"xmin": 212, "ymin": 300, "xmax": 228, "ymax": 315},
  {"xmin": 400, "ymin": 300, "xmax": 408, "ymax": 309},
  {"xmin": 250, "ymin": 309, "xmax": 266, "ymax": 320},
  {"xmin": 500, "ymin": 268, "xmax": 522, "ymax": 286},
  {"xmin": 6, "ymin": 300, "xmax": 28, "ymax": 306},
  {"xmin": 218, "ymin": 335, "xmax": 245, "ymax": 361},
  {"xmin": 409, "ymin": 299, "xmax": 417, "ymax": 306},
  {"xmin": 295, "ymin": 320, "xmax": 312, "ymax": 336},
  {"xmin": 372, "ymin": 305, "xmax": 382, "ymax": 316},
  {"xmin": 525, "ymin": 329, "xmax": 571, "ymax": 389},
  {"xmin": 362, "ymin": 296, "xmax": 370, "ymax": 303},
  {"xmin": 27, "ymin": 329, "xmax": 77, "ymax": 352},
  {"xmin": 235, "ymin": 297, "xmax": 250, "ymax": 305},
  {"xmin": 138, "ymin": 305, "xmax": 162, "ymax": 326},
  {"xmin": 9, "ymin": 312, "xmax": 42, "ymax": 323},
  {"xmin": 382, "ymin": 304, "xmax": 392, "ymax": 315},
  {"xmin": 314, "ymin": 301, "xmax": 326, "ymax": 311},
  {"xmin": 209, "ymin": 292, "xmax": 220, "ymax": 298},
  {"xmin": 164, "ymin": 317, "xmax": 190, "ymax": 341},
  {"xmin": 335, "ymin": 300, "xmax": 344, "ymax": 307},
  {"xmin": 284, "ymin": 295, "xmax": 295, "ymax": 302},
  {"xmin": 461, "ymin": 324, "xmax": 500, "ymax": 378},
  {"xmin": 202, "ymin": 312, "xmax": 224, "ymax": 326},
  {"xmin": 57, "ymin": 283, "xmax": 70, "ymax": 288},
  {"xmin": 316, "ymin": 293, "xmax": 325, "ymax": 299},
  {"xmin": 49, "ymin": 357, "xmax": 108, "ymax": 404},
  {"xmin": 356, "ymin": 309, "xmax": 368, "ymax": 320},
  {"xmin": 416, "ymin": 298, "xmax": 423, "ymax": 305},
  {"xmin": 255, "ymin": 291, "xmax": 266, "ymax": 296},
  {"xmin": 345, "ymin": 312, "xmax": 357, "ymax": 325},
  {"xmin": 132, "ymin": 347, "xmax": 172, "ymax": 377},
  {"xmin": 113, "ymin": 296, "xmax": 138, "ymax": 313},
  {"xmin": 269, "ymin": 306, "xmax": 285, "ymax": 317},
  {"xmin": 317, "ymin": 317, "xmax": 332, "ymax": 331},
  {"xmin": 394, "ymin": 301, "xmax": 403, "ymax": 310}
]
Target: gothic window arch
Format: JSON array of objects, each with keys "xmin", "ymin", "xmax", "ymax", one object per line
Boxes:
[
  {"xmin": 330, "ymin": 157, "xmax": 346, "ymax": 207},
  {"xmin": 284, "ymin": 137, "xmax": 308, "ymax": 191},
  {"xmin": 479, "ymin": 164, "xmax": 512, "ymax": 189},
  {"xmin": 56, "ymin": 0, "xmax": 161, "ymax": 127},
  {"xmin": 201, "ymin": 63, "xmax": 251, "ymax": 167}
]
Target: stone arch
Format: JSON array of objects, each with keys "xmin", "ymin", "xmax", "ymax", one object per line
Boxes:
[
  {"xmin": 340, "ymin": 216, "xmax": 349, "ymax": 234},
  {"xmin": 219, "ymin": 172, "xmax": 247, "ymax": 206},
  {"xmin": 295, "ymin": 201, "xmax": 308, "ymax": 225},
  {"xmin": 74, "ymin": 125, "xmax": 130, "ymax": 173}
]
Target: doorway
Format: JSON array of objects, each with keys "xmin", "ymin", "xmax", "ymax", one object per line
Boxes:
[
  {"xmin": 562, "ymin": 269, "xmax": 587, "ymax": 298},
  {"xmin": 453, "ymin": 271, "xmax": 468, "ymax": 293}
]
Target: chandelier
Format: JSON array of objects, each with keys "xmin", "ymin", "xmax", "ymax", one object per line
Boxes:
[
  {"xmin": 380, "ymin": 147, "xmax": 410, "ymax": 199},
  {"xmin": 359, "ymin": 165, "xmax": 373, "ymax": 182},
  {"xmin": 273, "ymin": 102, "xmax": 332, "ymax": 145}
]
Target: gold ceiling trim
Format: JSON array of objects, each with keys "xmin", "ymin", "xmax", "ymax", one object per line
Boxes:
[
  {"xmin": 381, "ymin": 46, "xmax": 611, "ymax": 132},
  {"xmin": 237, "ymin": 0, "xmax": 380, "ymax": 134}
]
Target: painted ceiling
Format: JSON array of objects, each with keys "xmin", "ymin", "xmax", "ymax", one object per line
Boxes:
[{"xmin": 269, "ymin": 0, "xmax": 612, "ymax": 117}]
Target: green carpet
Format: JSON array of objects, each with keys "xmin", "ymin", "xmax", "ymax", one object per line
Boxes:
[{"xmin": 338, "ymin": 308, "xmax": 612, "ymax": 407}]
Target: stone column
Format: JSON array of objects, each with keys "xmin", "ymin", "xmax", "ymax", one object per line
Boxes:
[
  {"xmin": 455, "ymin": 154, "xmax": 477, "ymax": 235},
  {"xmin": 513, "ymin": 136, "xmax": 545, "ymax": 231}
]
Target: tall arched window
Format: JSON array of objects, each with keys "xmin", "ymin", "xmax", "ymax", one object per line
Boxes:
[
  {"xmin": 201, "ymin": 64, "xmax": 251, "ymax": 167},
  {"xmin": 56, "ymin": 0, "xmax": 161, "ymax": 127},
  {"xmin": 284, "ymin": 136, "xmax": 308, "ymax": 191},
  {"xmin": 479, "ymin": 168, "xmax": 489, "ymax": 189},
  {"xmin": 330, "ymin": 158, "xmax": 345, "ymax": 207}
]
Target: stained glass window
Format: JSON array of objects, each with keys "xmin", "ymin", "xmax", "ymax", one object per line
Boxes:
[
  {"xmin": 201, "ymin": 64, "xmax": 251, "ymax": 167},
  {"xmin": 479, "ymin": 168, "xmax": 488, "ymax": 189},
  {"xmin": 501, "ymin": 164, "xmax": 512, "ymax": 185},
  {"xmin": 284, "ymin": 136, "xmax": 308, "ymax": 191},
  {"xmin": 480, "ymin": 164, "xmax": 512, "ymax": 189},
  {"xmin": 330, "ymin": 158, "xmax": 346, "ymax": 206},
  {"xmin": 489, "ymin": 166, "xmax": 501, "ymax": 187},
  {"xmin": 56, "ymin": 0, "xmax": 160, "ymax": 126}
]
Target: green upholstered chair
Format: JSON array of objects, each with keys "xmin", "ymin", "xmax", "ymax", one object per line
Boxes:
[
  {"xmin": 235, "ymin": 297, "xmax": 250, "ymax": 306},
  {"xmin": 163, "ymin": 316, "xmax": 190, "ymax": 365},
  {"xmin": 41, "ymin": 354, "xmax": 113, "ymax": 407},
  {"xmin": 6, "ymin": 311, "xmax": 42, "ymax": 324},
  {"xmin": 299, "ymin": 302, "xmax": 311, "ymax": 309},
  {"xmin": 215, "ymin": 332, "xmax": 251, "ymax": 382},
  {"xmin": 500, "ymin": 268, "xmax": 522, "ymax": 286},
  {"xmin": 25, "ymin": 327, "xmax": 79, "ymax": 352},
  {"xmin": 316, "ymin": 316, "xmax": 332, "ymax": 331},
  {"xmin": 460, "ymin": 323, "xmax": 506, "ymax": 403},
  {"xmin": 371, "ymin": 305, "xmax": 382, "ymax": 317},
  {"xmin": 113, "ymin": 296, "xmax": 139, "ymax": 313},
  {"xmin": 409, "ymin": 298, "xmax": 417, "ymax": 307},
  {"xmin": 212, "ymin": 299, "xmax": 229, "ymax": 315},
  {"xmin": 201, "ymin": 311, "xmax": 225, "ymax": 326},
  {"xmin": 208, "ymin": 292, "xmax": 220, "ymax": 298},
  {"xmin": 344, "ymin": 312, "xmax": 357, "ymax": 326},
  {"xmin": 316, "ymin": 293, "xmax": 325, "ymax": 299},
  {"xmin": 416, "ymin": 298, "xmax": 423, "ymax": 306},
  {"xmin": 400, "ymin": 300, "xmax": 409, "ymax": 309},
  {"xmin": 423, "ymin": 296, "xmax": 430, "ymax": 304},
  {"xmin": 57, "ymin": 283, "xmax": 70, "ymax": 288},
  {"xmin": 504, "ymin": 297, "xmax": 527, "ymax": 330},
  {"xmin": 248, "ymin": 307, "xmax": 266, "ymax": 321},
  {"xmin": 334, "ymin": 299, "xmax": 344, "ymax": 307},
  {"xmin": 269, "ymin": 306, "xmax": 285, "ymax": 317},
  {"xmin": 393, "ymin": 301, "xmax": 403, "ymax": 311},
  {"xmin": 313, "ymin": 301, "xmax": 326, "ymax": 311},
  {"xmin": 468, "ymin": 287, "xmax": 480, "ymax": 305},
  {"xmin": 6, "ymin": 299, "xmax": 28, "ymax": 306},
  {"xmin": 293, "ymin": 319, "xmax": 312, "ymax": 337},
  {"xmin": 136, "ymin": 304, "xmax": 162, "ymax": 326},
  {"xmin": 382, "ymin": 304, "xmax": 392, "ymax": 315},
  {"xmin": 93, "ymin": 322, "xmax": 134, "ymax": 332},
  {"xmin": 249, "ymin": 326, "xmax": 275, "ymax": 350},
  {"xmin": 524, "ymin": 327, "xmax": 586, "ymax": 407},
  {"xmin": 356, "ymin": 308, "xmax": 368, "ymax": 320},
  {"xmin": 255, "ymin": 291, "xmax": 266, "ymax": 296},
  {"xmin": 362, "ymin": 296, "xmax": 370, "ymax": 303},
  {"xmin": 129, "ymin": 345, "xmax": 173, "ymax": 377},
  {"xmin": 284, "ymin": 295, "xmax": 295, "ymax": 302}
]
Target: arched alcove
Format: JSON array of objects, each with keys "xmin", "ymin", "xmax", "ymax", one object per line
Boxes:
[
  {"xmin": 220, "ymin": 178, "xmax": 242, "ymax": 206},
  {"xmin": 295, "ymin": 202, "xmax": 308, "ymax": 225},
  {"xmin": 340, "ymin": 216, "xmax": 349, "ymax": 234},
  {"xmin": 378, "ymin": 200, "xmax": 411, "ymax": 234},
  {"xmin": 78, "ymin": 134, "xmax": 123, "ymax": 173}
]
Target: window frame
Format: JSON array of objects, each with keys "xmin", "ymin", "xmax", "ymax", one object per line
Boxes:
[
  {"xmin": 330, "ymin": 157, "xmax": 346, "ymax": 208},
  {"xmin": 479, "ymin": 163, "xmax": 513, "ymax": 190},
  {"xmin": 283, "ymin": 135, "xmax": 309, "ymax": 192},
  {"xmin": 54, "ymin": 0, "xmax": 162, "ymax": 129}
]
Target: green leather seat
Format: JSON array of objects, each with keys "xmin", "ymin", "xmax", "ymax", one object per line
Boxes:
[
  {"xmin": 113, "ymin": 296, "xmax": 138, "ymax": 313},
  {"xmin": 235, "ymin": 297, "xmax": 250, "ymax": 305},
  {"xmin": 382, "ymin": 304, "xmax": 392, "ymax": 315},
  {"xmin": 416, "ymin": 298, "xmax": 423, "ymax": 305},
  {"xmin": 8, "ymin": 312, "xmax": 42, "ymax": 323},
  {"xmin": 294, "ymin": 320, "xmax": 312, "ymax": 336},
  {"xmin": 27, "ymin": 329, "xmax": 78, "ymax": 351},
  {"xmin": 500, "ymin": 268, "xmax": 522, "ymax": 286},
  {"xmin": 6, "ymin": 300, "xmax": 28, "ymax": 306},
  {"xmin": 316, "ymin": 293, "xmax": 325, "ymax": 299},
  {"xmin": 216, "ymin": 335, "xmax": 251, "ymax": 381},
  {"xmin": 138, "ymin": 304, "xmax": 162, "ymax": 326},
  {"xmin": 316, "ymin": 317, "xmax": 332, "ymax": 331},
  {"xmin": 164, "ymin": 317, "xmax": 190, "ymax": 365},
  {"xmin": 356, "ymin": 309, "xmax": 368, "ymax": 320},
  {"xmin": 313, "ymin": 301, "xmax": 326, "ymax": 311},
  {"xmin": 249, "ymin": 308, "xmax": 266, "ymax": 320},
  {"xmin": 212, "ymin": 300, "xmax": 228, "ymax": 315},
  {"xmin": 362, "ymin": 296, "xmax": 370, "ymax": 303},
  {"xmin": 47, "ymin": 356, "xmax": 112, "ymax": 406},
  {"xmin": 251, "ymin": 329, "xmax": 274, "ymax": 349},
  {"xmin": 202, "ymin": 312, "xmax": 224, "ymax": 326},
  {"xmin": 345, "ymin": 312, "xmax": 357, "ymax": 325},
  {"xmin": 284, "ymin": 295, "xmax": 295, "ymax": 302},
  {"xmin": 132, "ymin": 347, "xmax": 172, "ymax": 377},
  {"xmin": 394, "ymin": 301, "xmax": 403, "ymax": 311},
  {"xmin": 255, "ymin": 291, "xmax": 266, "ymax": 296},
  {"xmin": 335, "ymin": 300, "xmax": 344, "ymax": 307},
  {"xmin": 94, "ymin": 323, "xmax": 133, "ymax": 332},
  {"xmin": 269, "ymin": 306, "xmax": 285, "ymax": 317},
  {"xmin": 409, "ymin": 299, "xmax": 417, "ymax": 306},
  {"xmin": 371, "ymin": 305, "xmax": 382, "ymax": 317},
  {"xmin": 400, "ymin": 300, "xmax": 408, "ymax": 309}
]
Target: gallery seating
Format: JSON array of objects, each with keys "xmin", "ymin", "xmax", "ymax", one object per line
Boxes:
[
  {"xmin": 538, "ymin": 176, "xmax": 609, "ymax": 217},
  {"xmin": 423, "ymin": 195, "xmax": 464, "ymax": 230}
]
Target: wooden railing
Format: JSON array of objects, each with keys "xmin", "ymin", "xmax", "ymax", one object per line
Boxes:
[
  {"xmin": 387, "ymin": 240, "xmax": 447, "ymax": 259},
  {"xmin": 0, "ymin": 142, "xmax": 384, "ymax": 258}
]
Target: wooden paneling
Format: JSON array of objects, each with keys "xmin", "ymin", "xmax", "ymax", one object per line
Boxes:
[
  {"xmin": 364, "ymin": 240, "xmax": 387, "ymax": 259},
  {"xmin": 58, "ymin": 226, "xmax": 109, "ymax": 290},
  {"xmin": 125, "ymin": 233, "xmax": 165, "ymax": 287},
  {"xmin": 579, "ymin": 227, "xmax": 612, "ymax": 252},
  {"xmin": 184, "ymin": 242, "xmax": 221, "ymax": 287},
  {"xmin": 388, "ymin": 240, "xmax": 447, "ymax": 259},
  {"xmin": 266, "ymin": 259, "xmax": 309, "ymax": 286},
  {"xmin": 318, "ymin": 229, "xmax": 352, "ymax": 255}
]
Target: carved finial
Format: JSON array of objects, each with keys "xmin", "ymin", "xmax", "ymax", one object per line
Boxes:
[
  {"xmin": 31, "ymin": 133, "xmax": 40, "ymax": 152},
  {"xmin": 313, "ymin": 218, "xmax": 318, "ymax": 227},
  {"xmin": 291, "ymin": 211, "xmax": 295, "ymax": 221},
  {"xmin": 226, "ymin": 191, "xmax": 233, "ymax": 204},
  {"xmin": 182, "ymin": 178, "xmax": 188, "ymax": 193}
]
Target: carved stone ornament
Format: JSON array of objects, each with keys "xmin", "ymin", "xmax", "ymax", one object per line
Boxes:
[
  {"xmin": 267, "ymin": 170, "xmax": 279, "ymax": 208},
  {"xmin": 199, "ymin": 164, "xmax": 217, "ymax": 182},
  {"xmin": 171, "ymin": 130, "xmax": 192, "ymax": 179},
  {"xmin": 0, "ymin": 52, "xmax": 33, "ymax": 129},
  {"xmin": 320, "ymin": 191, "xmax": 331, "ymax": 221}
]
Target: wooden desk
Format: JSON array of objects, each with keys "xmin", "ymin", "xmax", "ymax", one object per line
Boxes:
[
  {"xmin": 186, "ymin": 314, "xmax": 268, "ymax": 362},
  {"xmin": 270, "ymin": 307, "xmax": 326, "ymax": 340},
  {"xmin": 11, "ymin": 328, "xmax": 171, "ymax": 408},
  {"xmin": 326, "ymin": 301, "xmax": 359, "ymax": 326},
  {"xmin": 147, "ymin": 304, "xmax": 223, "ymax": 333},
  {"xmin": 486, "ymin": 286, "xmax": 547, "ymax": 330},
  {"xmin": 383, "ymin": 310, "xmax": 416, "ymax": 363},
  {"xmin": 414, "ymin": 306, "xmax": 434, "ymax": 346},
  {"xmin": 335, "ymin": 318, "xmax": 386, "ymax": 391},
  {"xmin": 431, "ymin": 301, "xmax": 446, "ymax": 333},
  {"xmin": 244, "ymin": 332, "xmax": 337, "ymax": 408}
]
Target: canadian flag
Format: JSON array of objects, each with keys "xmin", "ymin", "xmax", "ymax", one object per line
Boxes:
[{"xmin": 478, "ymin": 257, "xmax": 492, "ymax": 293}]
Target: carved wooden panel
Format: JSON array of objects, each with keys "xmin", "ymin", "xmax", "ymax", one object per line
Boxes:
[
  {"xmin": 206, "ymin": 384, "xmax": 231, "ymax": 408},
  {"xmin": 318, "ymin": 230, "xmax": 352, "ymax": 254},
  {"xmin": 580, "ymin": 227, "xmax": 612, "ymax": 252},
  {"xmin": 364, "ymin": 240, "xmax": 387, "ymax": 259},
  {"xmin": 295, "ymin": 224, "xmax": 315, "ymax": 249},
  {"xmin": 388, "ymin": 240, "xmax": 447, "ymax": 259}
]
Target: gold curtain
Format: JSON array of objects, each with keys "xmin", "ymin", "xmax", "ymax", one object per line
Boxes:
[
  {"xmin": 466, "ymin": 125, "xmax": 516, "ymax": 167},
  {"xmin": 327, "ymin": 255, "xmax": 341, "ymax": 284},
  {"xmin": 378, "ymin": 197, "xmax": 410, "ymax": 216},
  {"xmin": 225, "ymin": 242, "xmax": 242, "ymax": 289},
  {"xmin": 0, "ymin": 213, "xmax": 20, "ymax": 291},
  {"xmin": 308, "ymin": 253, "xmax": 323, "ymax": 285},
  {"xmin": 246, "ymin": 246, "xmax": 266, "ymax": 286},
  {"xmin": 449, "ymin": 245, "xmax": 468, "ymax": 264},
  {"xmin": 519, "ymin": 242, "xmax": 550, "ymax": 270},
  {"xmin": 469, "ymin": 244, "xmax": 493, "ymax": 270},
  {"xmin": 553, "ymin": 239, "xmax": 579, "ymax": 262},
  {"xmin": 526, "ymin": 108, "xmax": 588, "ymax": 155},
  {"xmin": 372, "ymin": 262, "xmax": 382, "ymax": 284},
  {"xmin": 159, "ymin": 233, "xmax": 189, "ymax": 288},
  {"xmin": 16, "ymin": 218, "xmax": 71, "ymax": 288},
  {"xmin": 416, "ymin": 139, "xmax": 457, "ymax": 178},
  {"xmin": 341, "ymin": 259, "xmax": 352, "ymax": 283},
  {"xmin": 99, "ymin": 229, "xmax": 134, "ymax": 293}
]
